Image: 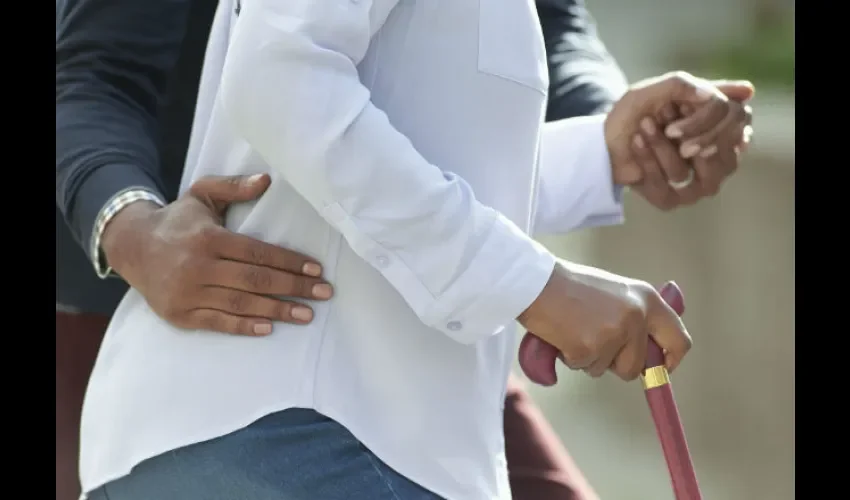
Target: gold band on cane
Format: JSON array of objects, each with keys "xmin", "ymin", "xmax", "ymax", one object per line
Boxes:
[{"xmin": 641, "ymin": 366, "xmax": 670, "ymax": 390}]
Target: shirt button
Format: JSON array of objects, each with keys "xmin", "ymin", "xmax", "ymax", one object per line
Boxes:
[
  {"xmin": 375, "ymin": 255, "xmax": 390, "ymax": 268},
  {"xmin": 447, "ymin": 321, "xmax": 463, "ymax": 331}
]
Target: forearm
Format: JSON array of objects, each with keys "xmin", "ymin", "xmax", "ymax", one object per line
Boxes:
[
  {"xmin": 530, "ymin": 0, "xmax": 627, "ymax": 235},
  {"xmin": 56, "ymin": 0, "xmax": 191, "ymax": 256},
  {"xmin": 537, "ymin": 0, "xmax": 628, "ymax": 120},
  {"xmin": 222, "ymin": 0, "xmax": 555, "ymax": 343},
  {"xmin": 532, "ymin": 115, "xmax": 624, "ymax": 235}
]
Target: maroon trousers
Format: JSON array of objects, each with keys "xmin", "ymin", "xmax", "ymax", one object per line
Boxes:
[{"xmin": 56, "ymin": 312, "xmax": 597, "ymax": 500}]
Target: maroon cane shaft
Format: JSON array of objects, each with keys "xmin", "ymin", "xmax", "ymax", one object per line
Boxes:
[
  {"xmin": 644, "ymin": 374, "xmax": 702, "ymax": 499},
  {"xmin": 644, "ymin": 283, "xmax": 701, "ymax": 500}
]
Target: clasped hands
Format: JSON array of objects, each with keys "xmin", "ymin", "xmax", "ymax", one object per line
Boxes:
[{"xmin": 606, "ymin": 71, "xmax": 754, "ymax": 210}]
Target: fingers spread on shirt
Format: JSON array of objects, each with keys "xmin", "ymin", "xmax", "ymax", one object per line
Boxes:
[
  {"xmin": 208, "ymin": 228, "xmax": 325, "ymax": 278},
  {"xmin": 204, "ymin": 259, "xmax": 332, "ymax": 300},
  {"xmin": 199, "ymin": 287, "xmax": 315, "ymax": 326}
]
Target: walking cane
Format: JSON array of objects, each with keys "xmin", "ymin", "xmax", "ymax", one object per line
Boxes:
[{"xmin": 517, "ymin": 281, "xmax": 702, "ymax": 500}]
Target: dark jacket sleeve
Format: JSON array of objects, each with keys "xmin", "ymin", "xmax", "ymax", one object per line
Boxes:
[
  {"xmin": 56, "ymin": 0, "xmax": 192, "ymax": 257},
  {"xmin": 536, "ymin": 0, "xmax": 628, "ymax": 120}
]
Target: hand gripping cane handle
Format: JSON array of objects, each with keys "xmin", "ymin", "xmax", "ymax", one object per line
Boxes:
[{"xmin": 517, "ymin": 281, "xmax": 702, "ymax": 500}]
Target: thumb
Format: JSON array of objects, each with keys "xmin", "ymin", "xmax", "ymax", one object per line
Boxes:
[
  {"xmin": 713, "ymin": 80, "xmax": 755, "ymax": 103},
  {"xmin": 189, "ymin": 173, "xmax": 271, "ymax": 213},
  {"xmin": 647, "ymin": 289, "xmax": 692, "ymax": 373},
  {"xmin": 648, "ymin": 71, "xmax": 721, "ymax": 106}
]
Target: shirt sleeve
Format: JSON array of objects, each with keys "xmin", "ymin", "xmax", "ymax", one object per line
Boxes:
[
  {"xmin": 536, "ymin": 0, "xmax": 629, "ymax": 120},
  {"xmin": 532, "ymin": 115, "xmax": 625, "ymax": 235},
  {"xmin": 529, "ymin": 0, "xmax": 627, "ymax": 235},
  {"xmin": 220, "ymin": 0, "xmax": 557, "ymax": 344},
  {"xmin": 55, "ymin": 0, "xmax": 192, "ymax": 257}
]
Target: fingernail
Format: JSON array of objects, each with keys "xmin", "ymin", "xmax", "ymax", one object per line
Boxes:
[
  {"xmin": 302, "ymin": 262, "xmax": 322, "ymax": 277},
  {"xmin": 665, "ymin": 124, "xmax": 683, "ymax": 138},
  {"xmin": 312, "ymin": 283, "xmax": 333, "ymax": 299},
  {"xmin": 632, "ymin": 134, "xmax": 645, "ymax": 149},
  {"xmin": 253, "ymin": 323, "xmax": 273, "ymax": 335},
  {"xmin": 247, "ymin": 174, "xmax": 265, "ymax": 185},
  {"xmin": 681, "ymin": 143, "xmax": 701, "ymax": 158},
  {"xmin": 698, "ymin": 144, "xmax": 718, "ymax": 158},
  {"xmin": 640, "ymin": 117, "xmax": 656, "ymax": 136},
  {"xmin": 291, "ymin": 306, "xmax": 313, "ymax": 322}
]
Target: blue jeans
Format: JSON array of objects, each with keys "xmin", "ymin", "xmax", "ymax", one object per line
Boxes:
[{"xmin": 88, "ymin": 408, "xmax": 443, "ymax": 500}]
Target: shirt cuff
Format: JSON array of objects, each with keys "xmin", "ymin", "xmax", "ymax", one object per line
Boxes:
[
  {"xmin": 69, "ymin": 164, "xmax": 165, "ymax": 261},
  {"xmin": 423, "ymin": 214, "xmax": 556, "ymax": 344},
  {"xmin": 578, "ymin": 158, "xmax": 625, "ymax": 230},
  {"xmin": 90, "ymin": 188, "xmax": 167, "ymax": 279}
]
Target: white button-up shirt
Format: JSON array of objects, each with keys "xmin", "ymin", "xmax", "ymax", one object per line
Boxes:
[{"xmin": 80, "ymin": 0, "xmax": 624, "ymax": 498}]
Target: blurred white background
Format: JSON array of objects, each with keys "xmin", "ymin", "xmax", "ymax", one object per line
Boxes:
[{"xmin": 524, "ymin": 1, "xmax": 794, "ymax": 499}]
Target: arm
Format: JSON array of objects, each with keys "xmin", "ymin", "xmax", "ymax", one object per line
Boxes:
[
  {"xmin": 531, "ymin": 0, "xmax": 628, "ymax": 235},
  {"xmin": 56, "ymin": 0, "xmax": 192, "ymax": 266},
  {"xmin": 537, "ymin": 0, "xmax": 628, "ymax": 119},
  {"xmin": 222, "ymin": 0, "xmax": 614, "ymax": 343}
]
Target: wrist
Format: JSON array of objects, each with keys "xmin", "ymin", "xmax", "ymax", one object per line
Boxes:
[
  {"xmin": 604, "ymin": 96, "xmax": 643, "ymax": 187},
  {"xmin": 101, "ymin": 200, "xmax": 160, "ymax": 276},
  {"xmin": 517, "ymin": 261, "xmax": 569, "ymax": 333}
]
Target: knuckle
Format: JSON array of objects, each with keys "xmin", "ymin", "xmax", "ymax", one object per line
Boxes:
[
  {"xmin": 241, "ymin": 267, "xmax": 272, "ymax": 291},
  {"xmin": 669, "ymin": 71, "xmax": 693, "ymax": 87},
  {"xmin": 275, "ymin": 301, "xmax": 294, "ymax": 320},
  {"xmin": 232, "ymin": 317, "xmax": 251, "ymax": 336},
  {"xmin": 682, "ymin": 332, "xmax": 694, "ymax": 352},
  {"xmin": 294, "ymin": 276, "xmax": 312, "ymax": 297},
  {"xmin": 279, "ymin": 273, "xmax": 301, "ymax": 296},
  {"xmin": 188, "ymin": 177, "xmax": 209, "ymax": 197},
  {"xmin": 193, "ymin": 225, "xmax": 219, "ymax": 250},
  {"xmin": 563, "ymin": 345, "xmax": 591, "ymax": 368},
  {"xmin": 244, "ymin": 243, "xmax": 271, "ymax": 267},
  {"xmin": 632, "ymin": 280, "xmax": 656, "ymax": 297},
  {"xmin": 226, "ymin": 175, "xmax": 243, "ymax": 187},
  {"xmin": 226, "ymin": 291, "xmax": 247, "ymax": 313},
  {"xmin": 625, "ymin": 304, "xmax": 645, "ymax": 323}
]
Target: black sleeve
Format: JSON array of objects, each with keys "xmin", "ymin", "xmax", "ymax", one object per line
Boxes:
[
  {"xmin": 56, "ymin": 0, "xmax": 193, "ymax": 258},
  {"xmin": 536, "ymin": 0, "xmax": 629, "ymax": 120}
]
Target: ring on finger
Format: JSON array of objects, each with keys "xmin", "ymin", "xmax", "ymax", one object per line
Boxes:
[{"xmin": 668, "ymin": 168, "xmax": 695, "ymax": 190}]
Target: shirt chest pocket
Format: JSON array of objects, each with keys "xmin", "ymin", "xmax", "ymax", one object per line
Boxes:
[{"xmin": 477, "ymin": 0, "xmax": 549, "ymax": 94}]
